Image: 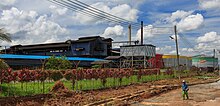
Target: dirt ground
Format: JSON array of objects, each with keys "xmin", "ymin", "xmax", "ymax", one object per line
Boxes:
[
  {"xmin": 0, "ymin": 77, "xmax": 219, "ymax": 106},
  {"xmin": 132, "ymin": 80, "xmax": 220, "ymax": 106}
]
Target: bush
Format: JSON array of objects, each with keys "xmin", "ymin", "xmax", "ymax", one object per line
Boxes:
[
  {"xmin": 92, "ymin": 65, "xmax": 101, "ymax": 69},
  {"xmin": 0, "ymin": 59, "xmax": 9, "ymax": 70},
  {"xmin": 45, "ymin": 55, "xmax": 72, "ymax": 70},
  {"xmin": 50, "ymin": 71, "xmax": 63, "ymax": 81}
]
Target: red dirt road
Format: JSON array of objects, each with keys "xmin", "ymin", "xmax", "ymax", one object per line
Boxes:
[{"xmin": 132, "ymin": 80, "xmax": 220, "ymax": 106}]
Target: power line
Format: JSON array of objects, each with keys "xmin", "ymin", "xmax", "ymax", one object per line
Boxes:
[
  {"xmin": 70, "ymin": 0, "xmax": 140, "ymax": 26},
  {"xmin": 49, "ymin": 0, "xmax": 141, "ymax": 28},
  {"xmin": 50, "ymin": 0, "xmax": 130, "ymax": 26},
  {"xmin": 178, "ymin": 33, "xmax": 201, "ymax": 54}
]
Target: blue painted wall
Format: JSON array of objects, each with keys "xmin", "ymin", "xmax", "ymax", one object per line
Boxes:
[{"xmin": 71, "ymin": 42, "xmax": 91, "ymax": 56}]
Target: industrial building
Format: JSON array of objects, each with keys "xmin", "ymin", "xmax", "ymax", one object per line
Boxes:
[
  {"xmin": 120, "ymin": 44, "xmax": 156, "ymax": 68},
  {"xmin": 4, "ymin": 36, "xmax": 112, "ymax": 58},
  {"xmin": 192, "ymin": 55, "xmax": 218, "ymax": 71},
  {"xmin": 162, "ymin": 55, "xmax": 192, "ymax": 69},
  {"xmin": 0, "ymin": 54, "xmax": 103, "ymax": 69},
  {"xmin": 0, "ymin": 36, "xmax": 112, "ymax": 68},
  {"xmin": 0, "ymin": 33, "xmax": 158, "ymax": 69}
]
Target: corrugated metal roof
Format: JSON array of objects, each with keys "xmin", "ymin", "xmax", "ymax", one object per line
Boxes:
[{"xmin": 0, "ymin": 54, "xmax": 103, "ymax": 61}]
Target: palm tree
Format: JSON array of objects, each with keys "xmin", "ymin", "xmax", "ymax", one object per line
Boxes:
[
  {"xmin": 0, "ymin": 28, "xmax": 11, "ymax": 42},
  {"xmin": 0, "ymin": 28, "xmax": 11, "ymax": 88}
]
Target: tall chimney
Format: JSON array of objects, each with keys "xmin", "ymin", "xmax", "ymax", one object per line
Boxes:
[
  {"xmin": 141, "ymin": 21, "xmax": 143, "ymax": 45},
  {"xmin": 128, "ymin": 24, "xmax": 131, "ymax": 45}
]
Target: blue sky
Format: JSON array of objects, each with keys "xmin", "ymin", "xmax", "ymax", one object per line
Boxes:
[{"xmin": 0, "ymin": 0, "xmax": 220, "ymax": 56}]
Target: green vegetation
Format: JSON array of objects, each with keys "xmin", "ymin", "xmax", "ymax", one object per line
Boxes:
[
  {"xmin": 0, "ymin": 74, "xmax": 174, "ymax": 97},
  {"xmin": 92, "ymin": 65, "xmax": 102, "ymax": 69},
  {"xmin": 0, "ymin": 59, "xmax": 9, "ymax": 70},
  {"xmin": 45, "ymin": 55, "xmax": 72, "ymax": 70}
]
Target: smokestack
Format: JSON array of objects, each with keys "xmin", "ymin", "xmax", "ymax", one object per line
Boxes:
[
  {"xmin": 141, "ymin": 21, "xmax": 143, "ymax": 45},
  {"xmin": 128, "ymin": 24, "xmax": 131, "ymax": 45}
]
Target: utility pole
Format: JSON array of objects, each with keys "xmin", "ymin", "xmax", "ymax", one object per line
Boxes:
[
  {"xmin": 5, "ymin": 46, "xmax": 6, "ymax": 54},
  {"xmin": 141, "ymin": 21, "xmax": 143, "ymax": 45},
  {"xmin": 174, "ymin": 25, "xmax": 180, "ymax": 78},
  {"xmin": 128, "ymin": 24, "xmax": 131, "ymax": 45},
  {"xmin": 213, "ymin": 49, "xmax": 215, "ymax": 70}
]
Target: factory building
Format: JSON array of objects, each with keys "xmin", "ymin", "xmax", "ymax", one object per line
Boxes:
[
  {"xmin": 162, "ymin": 55, "xmax": 192, "ymax": 70},
  {"xmin": 0, "ymin": 36, "xmax": 112, "ymax": 68},
  {"xmin": 120, "ymin": 44, "xmax": 156, "ymax": 68},
  {"xmin": 192, "ymin": 55, "xmax": 218, "ymax": 70},
  {"xmin": 3, "ymin": 36, "xmax": 112, "ymax": 58}
]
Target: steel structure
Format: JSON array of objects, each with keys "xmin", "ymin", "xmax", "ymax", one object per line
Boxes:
[{"xmin": 120, "ymin": 45, "xmax": 156, "ymax": 68}]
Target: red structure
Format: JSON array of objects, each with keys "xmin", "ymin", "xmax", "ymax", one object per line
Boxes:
[{"xmin": 148, "ymin": 54, "xmax": 164, "ymax": 68}]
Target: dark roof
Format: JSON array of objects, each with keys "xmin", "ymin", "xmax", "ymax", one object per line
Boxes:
[
  {"xmin": 102, "ymin": 38, "xmax": 113, "ymax": 41},
  {"xmin": 10, "ymin": 42, "xmax": 68, "ymax": 50},
  {"xmin": 78, "ymin": 36, "xmax": 100, "ymax": 40},
  {"xmin": 120, "ymin": 44, "xmax": 156, "ymax": 47},
  {"xmin": 6, "ymin": 36, "xmax": 112, "ymax": 50},
  {"xmin": 72, "ymin": 38, "xmax": 97, "ymax": 43},
  {"xmin": 105, "ymin": 56, "xmax": 126, "ymax": 60}
]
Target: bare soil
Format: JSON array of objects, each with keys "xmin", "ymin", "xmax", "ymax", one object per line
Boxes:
[
  {"xmin": 132, "ymin": 79, "xmax": 220, "ymax": 106},
  {"xmin": 0, "ymin": 77, "xmax": 218, "ymax": 106}
]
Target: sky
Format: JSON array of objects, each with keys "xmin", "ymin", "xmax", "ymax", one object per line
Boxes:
[{"xmin": 0, "ymin": 0, "xmax": 220, "ymax": 57}]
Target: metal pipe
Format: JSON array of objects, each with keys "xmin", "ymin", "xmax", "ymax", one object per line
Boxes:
[
  {"xmin": 141, "ymin": 21, "xmax": 143, "ymax": 45},
  {"xmin": 128, "ymin": 24, "xmax": 131, "ymax": 45}
]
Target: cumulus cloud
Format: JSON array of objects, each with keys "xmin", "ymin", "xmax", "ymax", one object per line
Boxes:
[
  {"xmin": 195, "ymin": 31, "xmax": 220, "ymax": 54},
  {"xmin": 49, "ymin": 5, "xmax": 68, "ymax": 16},
  {"xmin": 165, "ymin": 10, "xmax": 204, "ymax": 32},
  {"xmin": 102, "ymin": 25, "xmax": 124, "ymax": 38},
  {"xmin": 197, "ymin": 31, "xmax": 219, "ymax": 43},
  {"xmin": 0, "ymin": 0, "xmax": 16, "ymax": 5},
  {"xmin": 156, "ymin": 46, "xmax": 196, "ymax": 56},
  {"xmin": 136, "ymin": 25, "xmax": 173, "ymax": 40},
  {"xmin": 136, "ymin": 25, "xmax": 154, "ymax": 40},
  {"xmin": 177, "ymin": 13, "xmax": 204, "ymax": 32},
  {"xmin": 199, "ymin": 0, "xmax": 220, "ymax": 10},
  {"xmin": 168, "ymin": 10, "xmax": 193, "ymax": 23},
  {"xmin": 0, "ymin": 7, "xmax": 69, "ymax": 46},
  {"xmin": 72, "ymin": 2, "xmax": 139, "ymax": 25}
]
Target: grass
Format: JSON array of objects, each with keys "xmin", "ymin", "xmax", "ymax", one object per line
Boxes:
[{"xmin": 0, "ymin": 74, "xmax": 174, "ymax": 97}]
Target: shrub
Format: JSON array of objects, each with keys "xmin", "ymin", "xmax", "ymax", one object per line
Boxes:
[
  {"xmin": 45, "ymin": 55, "xmax": 72, "ymax": 70},
  {"xmin": 92, "ymin": 65, "xmax": 101, "ymax": 69},
  {"xmin": 0, "ymin": 59, "xmax": 9, "ymax": 70},
  {"xmin": 50, "ymin": 71, "xmax": 63, "ymax": 81}
]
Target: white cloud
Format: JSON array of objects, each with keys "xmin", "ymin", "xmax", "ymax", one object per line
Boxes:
[
  {"xmin": 195, "ymin": 31, "xmax": 220, "ymax": 55},
  {"xmin": 110, "ymin": 4, "xmax": 139, "ymax": 22},
  {"xmin": 49, "ymin": 5, "xmax": 68, "ymax": 16},
  {"xmin": 136, "ymin": 25, "xmax": 173, "ymax": 40},
  {"xmin": 197, "ymin": 31, "xmax": 219, "ymax": 43},
  {"xmin": 177, "ymin": 13, "xmax": 204, "ymax": 32},
  {"xmin": 168, "ymin": 10, "xmax": 193, "ymax": 23},
  {"xmin": 0, "ymin": 0, "xmax": 16, "ymax": 5},
  {"xmin": 136, "ymin": 25, "xmax": 154, "ymax": 40},
  {"xmin": 199, "ymin": 0, "xmax": 220, "ymax": 10},
  {"xmin": 156, "ymin": 46, "xmax": 197, "ymax": 56},
  {"xmin": 0, "ymin": 7, "xmax": 69, "ymax": 46},
  {"xmin": 165, "ymin": 10, "xmax": 204, "ymax": 32},
  {"xmin": 102, "ymin": 25, "xmax": 124, "ymax": 38},
  {"xmin": 72, "ymin": 2, "xmax": 139, "ymax": 25}
]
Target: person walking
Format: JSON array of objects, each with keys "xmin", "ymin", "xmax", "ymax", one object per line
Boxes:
[{"xmin": 182, "ymin": 80, "xmax": 189, "ymax": 100}]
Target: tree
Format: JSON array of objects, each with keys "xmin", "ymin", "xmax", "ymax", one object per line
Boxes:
[
  {"xmin": 0, "ymin": 28, "xmax": 12, "ymax": 42},
  {"xmin": 45, "ymin": 55, "xmax": 72, "ymax": 70}
]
